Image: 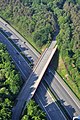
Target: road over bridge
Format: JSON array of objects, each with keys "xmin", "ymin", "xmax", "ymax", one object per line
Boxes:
[
  {"xmin": 0, "ymin": 32, "xmax": 66, "ymax": 120},
  {"xmin": 0, "ymin": 17, "xmax": 80, "ymax": 119},
  {"xmin": 12, "ymin": 41, "xmax": 57, "ymax": 120}
]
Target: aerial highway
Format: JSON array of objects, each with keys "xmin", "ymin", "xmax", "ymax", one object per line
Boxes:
[
  {"xmin": 43, "ymin": 69, "xmax": 80, "ymax": 118},
  {"xmin": 12, "ymin": 41, "xmax": 57, "ymax": 120},
  {"xmin": 0, "ymin": 32, "xmax": 31, "ymax": 80},
  {"xmin": 0, "ymin": 17, "xmax": 39, "ymax": 65},
  {"xmin": 34, "ymin": 82, "xmax": 66, "ymax": 120},
  {"xmin": 0, "ymin": 18, "xmax": 80, "ymax": 119},
  {"xmin": 0, "ymin": 32, "xmax": 66, "ymax": 120}
]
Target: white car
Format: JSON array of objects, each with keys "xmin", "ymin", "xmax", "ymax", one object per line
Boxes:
[
  {"xmin": 5, "ymin": 24, "xmax": 7, "ymax": 26},
  {"xmin": 73, "ymin": 115, "xmax": 80, "ymax": 120}
]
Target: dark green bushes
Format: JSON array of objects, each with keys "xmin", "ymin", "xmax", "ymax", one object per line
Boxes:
[{"xmin": 0, "ymin": 43, "xmax": 22, "ymax": 119}]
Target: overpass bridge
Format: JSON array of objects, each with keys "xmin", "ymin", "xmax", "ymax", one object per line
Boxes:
[{"xmin": 12, "ymin": 41, "xmax": 57, "ymax": 120}]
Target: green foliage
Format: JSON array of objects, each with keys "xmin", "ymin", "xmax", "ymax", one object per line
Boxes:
[
  {"xmin": 0, "ymin": 0, "xmax": 57, "ymax": 50},
  {"xmin": 53, "ymin": 1, "xmax": 80, "ymax": 93},
  {"xmin": 76, "ymin": 0, "xmax": 80, "ymax": 4},
  {"xmin": 21, "ymin": 100, "xmax": 46, "ymax": 120},
  {"xmin": 0, "ymin": 0, "xmax": 80, "ymax": 98},
  {"xmin": 0, "ymin": 43, "xmax": 22, "ymax": 120}
]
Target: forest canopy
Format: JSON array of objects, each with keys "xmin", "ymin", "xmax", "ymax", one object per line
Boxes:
[
  {"xmin": 0, "ymin": 42, "xmax": 22, "ymax": 119},
  {"xmin": 0, "ymin": 0, "xmax": 80, "ymax": 97}
]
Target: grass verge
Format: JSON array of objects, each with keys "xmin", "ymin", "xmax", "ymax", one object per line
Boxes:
[
  {"xmin": 50, "ymin": 50, "xmax": 80, "ymax": 100},
  {"xmin": 57, "ymin": 55, "xmax": 80, "ymax": 100},
  {"xmin": 0, "ymin": 29, "xmax": 31, "ymax": 65},
  {"xmin": 0, "ymin": 16, "xmax": 42, "ymax": 53},
  {"xmin": 10, "ymin": 23, "xmax": 42, "ymax": 53}
]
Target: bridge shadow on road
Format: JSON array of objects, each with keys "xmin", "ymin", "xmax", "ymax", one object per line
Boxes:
[
  {"xmin": 0, "ymin": 27, "xmax": 76, "ymax": 120},
  {"xmin": 34, "ymin": 79, "xmax": 75, "ymax": 120},
  {"xmin": 34, "ymin": 50, "xmax": 76, "ymax": 120}
]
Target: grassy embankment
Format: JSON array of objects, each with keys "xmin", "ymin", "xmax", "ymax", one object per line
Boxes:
[
  {"xmin": 14, "ymin": 23, "xmax": 80, "ymax": 99},
  {"xmin": 51, "ymin": 51, "xmax": 80, "ymax": 99},
  {"xmin": 1, "ymin": 17, "xmax": 80, "ymax": 99}
]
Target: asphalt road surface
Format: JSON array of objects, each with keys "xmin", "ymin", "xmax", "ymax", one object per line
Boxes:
[
  {"xmin": 12, "ymin": 41, "xmax": 57, "ymax": 120},
  {"xmin": 0, "ymin": 18, "xmax": 80, "ymax": 119},
  {"xmin": 43, "ymin": 70, "xmax": 80, "ymax": 119},
  {"xmin": 0, "ymin": 32, "xmax": 66, "ymax": 120},
  {"xmin": 0, "ymin": 32, "xmax": 31, "ymax": 80},
  {"xmin": 34, "ymin": 82, "xmax": 66, "ymax": 120},
  {"xmin": 0, "ymin": 20, "xmax": 39, "ymax": 64}
]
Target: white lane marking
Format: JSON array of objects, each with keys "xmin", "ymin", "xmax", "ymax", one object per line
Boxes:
[
  {"xmin": 41, "ymin": 82, "xmax": 66, "ymax": 120},
  {"xmin": 49, "ymin": 69, "xmax": 80, "ymax": 109},
  {"xmin": 0, "ymin": 32, "xmax": 31, "ymax": 69},
  {"xmin": 0, "ymin": 20, "xmax": 39, "ymax": 57},
  {"xmin": 1, "ymin": 28, "xmax": 79, "ymax": 110},
  {"xmin": 11, "ymin": 57, "xmax": 27, "ymax": 80},
  {"xmin": 1, "ymin": 21, "xmax": 77, "ymax": 115},
  {"xmin": 35, "ymin": 93, "xmax": 52, "ymax": 120},
  {"xmin": 0, "ymin": 32, "xmax": 27, "ymax": 80},
  {"xmin": 44, "ymin": 77, "xmax": 73, "ymax": 118}
]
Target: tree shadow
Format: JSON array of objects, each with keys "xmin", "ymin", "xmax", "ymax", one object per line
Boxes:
[
  {"xmin": 0, "ymin": 30, "xmax": 31, "ymax": 81},
  {"xmin": 0, "ymin": 27, "xmax": 78, "ymax": 119},
  {"xmin": 0, "ymin": 27, "xmax": 35, "ymax": 64}
]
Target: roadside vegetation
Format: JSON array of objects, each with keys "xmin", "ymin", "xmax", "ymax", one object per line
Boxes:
[
  {"xmin": 0, "ymin": 42, "xmax": 46, "ymax": 120},
  {"xmin": 0, "ymin": 0, "xmax": 57, "ymax": 52},
  {"xmin": 0, "ymin": 42, "xmax": 23, "ymax": 119},
  {"xmin": 0, "ymin": 0, "xmax": 80, "ymax": 119},
  {"xmin": 52, "ymin": 0, "xmax": 80, "ymax": 99},
  {"xmin": 21, "ymin": 100, "xmax": 46, "ymax": 120},
  {"xmin": 0, "ymin": 0, "xmax": 80, "ymax": 99},
  {"xmin": 57, "ymin": 55, "xmax": 80, "ymax": 99}
]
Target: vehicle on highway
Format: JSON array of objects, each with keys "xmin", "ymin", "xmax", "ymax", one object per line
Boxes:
[
  {"xmin": 73, "ymin": 115, "xmax": 80, "ymax": 120},
  {"xmin": 16, "ymin": 52, "xmax": 19, "ymax": 55},
  {"xmin": 18, "ymin": 60, "xmax": 21, "ymax": 64},
  {"xmin": 48, "ymin": 69, "xmax": 52, "ymax": 75},
  {"xmin": 5, "ymin": 24, "xmax": 7, "ymax": 26}
]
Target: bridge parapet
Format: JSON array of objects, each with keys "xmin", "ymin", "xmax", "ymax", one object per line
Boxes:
[{"xmin": 12, "ymin": 42, "xmax": 57, "ymax": 120}]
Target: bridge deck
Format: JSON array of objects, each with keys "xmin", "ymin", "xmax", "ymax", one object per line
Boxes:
[{"xmin": 12, "ymin": 41, "xmax": 57, "ymax": 120}]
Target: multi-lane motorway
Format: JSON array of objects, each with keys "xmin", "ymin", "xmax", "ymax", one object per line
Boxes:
[
  {"xmin": 44, "ymin": 70, "xmax": 80, "ymax": 118},
  {"xmin": 0, "ymin": 33, "xmax": 66, "ymax": 120},
  {"xmin": 12, "ymin": 41, "xmax": 57, "ymax": 120},
  {"xmin": 34, "ymin": 82, "xmax": 66, "ymax": 120},
  {"xmin": 0, "ymin": 18, "xmax": 39, "ymax": 65},
  {"xmin": 0, "ymin": 18, "xmax": 80, "ymax": 119},
  {"xmin": 0, "ymin": 32, "xmax": 31, "ymax": 80}
]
